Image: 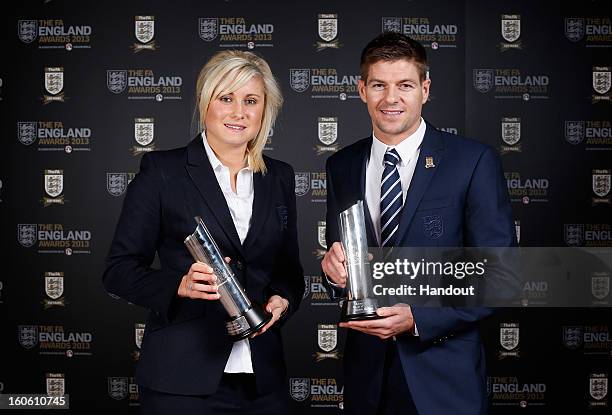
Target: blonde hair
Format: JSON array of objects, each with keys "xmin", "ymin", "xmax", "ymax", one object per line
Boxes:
[{"xmin": 196, "ymin": 50, "xmax": 283, "ymax": 173}]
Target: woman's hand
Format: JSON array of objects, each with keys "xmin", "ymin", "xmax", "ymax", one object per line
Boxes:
[
  {"xmin": 177, "ymin": 262, "xmax": 220, "ymax": 300},
  {"xmin": 250, "ymin": 295, "xmax": 289, "ymax": 338}
]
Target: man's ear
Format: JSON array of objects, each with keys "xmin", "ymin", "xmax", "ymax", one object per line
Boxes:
[{"xmin": 358, "ymin": 79, "xmax": 367, "ymax": 104}]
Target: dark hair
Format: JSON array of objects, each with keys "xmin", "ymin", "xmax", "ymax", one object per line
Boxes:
[{"xmin": 360, "ymin": 32, "xmax": 428, "ymax": 83}]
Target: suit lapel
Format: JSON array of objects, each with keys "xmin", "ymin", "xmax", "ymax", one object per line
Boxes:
[
  {"xmin": 185, "ymin": 137, "xmax": 245, "ymax": 258},
  {"xmin": 242, "ymin": 171, "xmax": 272, "ymax": 250},
  {"xmin": 395, "ymin": 124, "xmax": 445, "ymax": 245},
  {"xmin": 351, "ymin": 137, "xmax": 378, "ymax": 247}
]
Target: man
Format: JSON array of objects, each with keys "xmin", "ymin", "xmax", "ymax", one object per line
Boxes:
[{"xmin": 322, "ymin": 32, "xmax": 515, "ymax": 415}]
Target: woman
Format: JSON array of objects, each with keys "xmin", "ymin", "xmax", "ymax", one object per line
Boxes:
[{"xmin": 103, "ymin": 50, "xmax": 304, "ymax": 414}]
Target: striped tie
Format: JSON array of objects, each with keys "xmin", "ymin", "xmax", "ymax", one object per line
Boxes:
[{"xmin": 380, "ymin": 148, "xmax": 402, "ymax": 247}]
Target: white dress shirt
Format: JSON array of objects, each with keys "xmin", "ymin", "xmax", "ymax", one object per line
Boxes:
[
  {"xmin": 365, "ymin": 118, "xmax": 426, "ymax": 245},
  {"xmin": 202, "ymin": 132, "xmax": 254, "ymax": 373},
  {"xmin": 364, "ymin": 119, "xmax": 426, "ymax": 337}
]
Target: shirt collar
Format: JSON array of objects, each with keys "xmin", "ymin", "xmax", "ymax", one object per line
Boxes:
[
  {"xmin": 201, "ymin": 131, "xmax": 251, "ymax": 172},
  {"xmin": 371, "ymin": 117, "xmax": 426, "ymax": 167}
]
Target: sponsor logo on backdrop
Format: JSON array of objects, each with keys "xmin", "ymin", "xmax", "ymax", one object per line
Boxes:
[
  {"xmin": 107, "ymin": 172, "xmax": 136, "ymax": 197},
  {"xmin": 588, "ymin": 373, "xmax": 608, "ymax": 407},
  {"xmin": 17, "ymin": 121, "xmax": 92, "ymax": 153},
  {"xmin": 289, "ymin": 377, "xmax": 343, "ymax": 408},
  {"xmin": 133, "ymin": 16, "xmax": 157, "ymax": 52},
  {"xmin": 107, "ymin": 69, "xmax": 182, "ymax": 101},
  {"xmin": 198, "ymin": 17, "xmax": 274, "ymax": 49},
  {"xmin": 18, "ymin": 19, "xmax": 91, "ymax": 49},
  {"xmin": 500, "ymin": 14, "xmax": 522, "ymax": 50},
  {"xmin": 564, "ymin": 223, "xmax": 612, "ymax": 247},
  {"xmin": 592, "ymin": 169, "xmax": 611, "ymax": 205},
  {"xmin": 19, "ymin": 325, "xmax": 92, "ymax": 356},
  {"xmin": 132, "ymin": 118, "xmax": 156, "ymax": 155},
  {"xmin": 43, "ymin": 272, "xmax": 66, "ymax": 308},
  {"xmin": 42, "ymin": 67, "xmax": 66, "ymax": 104},
  {"xmin": 46, "ymin": 373, "xmax": 65, "ymax": 396},
  {"xmin": 381, "ymin": 16, "xmax": 457, "ymax": 49},
  {"xmin": 514, "ymin": 219, "xmax": 521, "ymax": 244},
  {"xmin": 473, "ymin": 68, "xmax": 549, "ymax": 101},
  {"xmin": 41, "ymin": 169, "xmax": 66, "ymax": 206},
  {"xmin": 505, "ymin": 172, "xmax": 549, "ymax": 204},
  {"xmin": 290, "ymin": 68, "xmax": 359, "ymax": 100},
  {"xmin": 132, "ymin": 323, "xmax": 145, "ymax": 360},
  {"xmin": 17, "ymin": 223, "xmax": 92, "ymax": 254},
  {"xmin": 565, "ymin": 17, "xmax": 612, "ymax": 47},
  {"xmin": 107, "ymin": 376, "xmax": 139, "ymax": 405},
  {"xmin": 520, "ymin": 280, "xmax": 549, "ymax": 306},
  {"xmin": 499, "ymin": 322, "xmax": 520, "ymax": 359},
  {"xmin": 313, "ymin": 221, "xmax": 327, "ymax": 260},
  {"xmin": 565, "ymin": 120, "xmax": 612, "ymax": 148},
  {"xmin": 294, "ymin": 172, "xmax": 326, "ymax": 203},
  {"xmin": 315, "ymin": 117, "xmax": 340, "ymax": 155},
  {"xmin": 263, "ymin": 127, "xmax": 274, "ymax": 151},
  {"xmin": 563, "ymin": 325, "xmax": 611, "ymax": 353},
  {"xmin": 315, "ymin": 14, "xmax": 340, "ymax": 50},
  {"xmin": 488, "ymin": 376, "xmax": 546, "ymax": 408},
  {"xmin": 592, "ymin": 273, "xmax": 610, "ymax": 304},
  {"xmin": 303, "ymin": 275, "xmax": 336, "ymax": 306},
  {"xmin": 314, "ymin": 323, "xmax": 341, "ymax": 361},
  {"xmin": 593, "ymin": 66, "xmax": 611, "ymax": 103},
  {"xmin": 500, "ymin": 117, "xmax": 521, "ymax": 154}
]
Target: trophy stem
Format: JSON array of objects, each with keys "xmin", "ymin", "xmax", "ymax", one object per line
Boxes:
[
  {"xmin": 185, "ymin": 216, "xmax": 272, "ymax": 341},
  {"xmin": 338, "ymin": 201, "xmax": 380, "ymax": 322}
]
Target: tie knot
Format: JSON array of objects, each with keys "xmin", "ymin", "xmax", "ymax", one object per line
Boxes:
[{"xmin": 384, "ymin": 148, "xmax": 401, "ymax": 167}]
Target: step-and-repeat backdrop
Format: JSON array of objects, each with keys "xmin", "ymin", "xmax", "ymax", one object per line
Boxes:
[{"xmin": 2, "ymin": 0, "xmax": 611, "ymax": 412}]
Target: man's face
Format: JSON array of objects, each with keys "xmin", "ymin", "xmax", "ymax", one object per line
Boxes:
[{"xmin": 358, "ymin": 59, "xmax": 430, "ymax": 145}]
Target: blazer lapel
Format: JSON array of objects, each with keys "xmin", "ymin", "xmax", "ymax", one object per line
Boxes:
[
  {"xmin": 395, "ymin": 124, "xmax": 445, "ymax": 245},
  {"xmin": 185, "ymin": 137, "xmax": 245, "ymax": 258},
  {"xmin": 351, "ymin": 137, "xmax": 378, "ymax": 247},
  {"xmin": 242, "ymin": 171, "xmax": 272, "ymax": 250}
]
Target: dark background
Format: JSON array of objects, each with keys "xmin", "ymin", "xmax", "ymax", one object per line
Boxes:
[{"xmin": 2, "ymin": 0, "xmax": 611, "ymax": 412}]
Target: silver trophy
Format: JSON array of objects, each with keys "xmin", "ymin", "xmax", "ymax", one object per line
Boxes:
[
  {"xmin": 184, "ymin": 216, "xmax": 271, "ymax": 341},
  {"xmin": 339, "ymin": 201, "xmax": 379, "ymax": 321}
]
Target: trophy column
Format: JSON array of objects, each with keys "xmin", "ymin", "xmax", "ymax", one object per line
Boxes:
[
  {"xmin": 184, "ymin": 217, "xmax": 271, "ymax": 340},
  {"xmin": 339, "ymin": 201, "xmax": 379, "ymax": 321}
]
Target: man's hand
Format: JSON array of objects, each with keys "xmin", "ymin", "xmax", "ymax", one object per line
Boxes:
[
  {"xmin": 321, "ymin": 242, "xmax": 347, "ymax": 287},
  {"xmin": 339, "ymin": 304, "xmax": 414, "ymax": 339},
  {"xmin": 251, "ymin": 295, "xmax": 289, "ymax": 338}
]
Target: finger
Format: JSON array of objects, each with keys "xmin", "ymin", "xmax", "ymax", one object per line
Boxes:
[
  {"xmin": 251, "ymin": 314, "xmax": 278, "ymax": 337},
  {"xmin": 332, "ymin": 242, "xmax": 345, "ymax": 262},
  {"xmin": 195, "ymin": 291, "xmax": 221, "ymax": 300},
  {"xmin": 266, "ymin": 302, "xmax": 282, "ymax": 314},
  {"xmin": 191, "ymin": 262, "xmax": 213, "ymax": 274},
  {"xmin": 191, "ymin": 272, "xmax": 218, "ymax": 284},
  {"xmin": 376, "ymin": 307, "xmax": 399, "ymax": 317},
  {"xmin": 191, "ymin": 282, "xmax": 218, "ymax": 293},
  {"xmin": 224, "ymin": 257, "xmax": 231, "ymax": 264},
  {"xmin": 345, "ymin": 325, "xmax": 390, "ymax": 337},
  {"xmin": 344, "ymin": 317, "xmax": 392, "ymax": 330}
]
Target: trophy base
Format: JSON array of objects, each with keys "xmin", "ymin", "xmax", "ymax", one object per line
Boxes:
[
  {"xmin": 340, "ymin": 298, "xmax": 380, "ymax": 322},
  {"xmin": 226, "ymin": 304, "xmax": 271, "ymax": 341}
]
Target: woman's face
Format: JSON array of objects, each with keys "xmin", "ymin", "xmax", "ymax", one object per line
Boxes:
[{"xmin": 204, "ymin": 75, "xmax": 265, "ymax": 151}]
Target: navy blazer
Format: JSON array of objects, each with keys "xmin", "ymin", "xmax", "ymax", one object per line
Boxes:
[
  {"xmin": 324, "ymin": 122, "xmax": 516, "ymax": 415},
  {"xmin": 103, "ymin": 137, "xmax": 304, "ymax": 395}
]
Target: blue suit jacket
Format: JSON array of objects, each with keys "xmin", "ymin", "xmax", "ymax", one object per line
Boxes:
[
  {"xmin": 325, "ymin": 123, "xmax": 516, "ymax": 415},
  {"xmin": 103, "ymin": 137, "xmax": 303, "ymax": 395}
]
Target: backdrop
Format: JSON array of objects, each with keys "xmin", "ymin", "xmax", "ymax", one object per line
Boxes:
[{"xmin": 2, "ymin": 0, "xmax": 611, "ymax": 413}]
